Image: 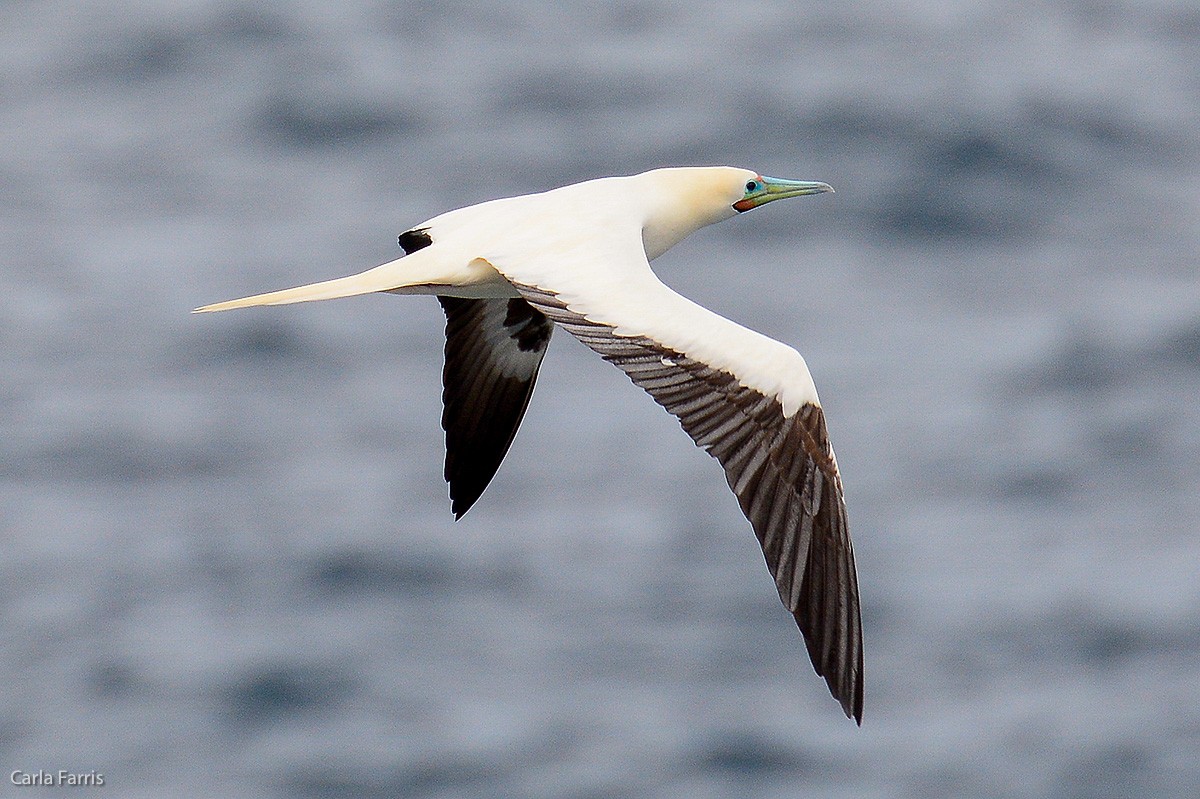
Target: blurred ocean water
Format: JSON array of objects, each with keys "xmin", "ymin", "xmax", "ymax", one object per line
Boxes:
[{"xmin": 3, "ymin": 1, "xmax": 1200, "ymax": 796}]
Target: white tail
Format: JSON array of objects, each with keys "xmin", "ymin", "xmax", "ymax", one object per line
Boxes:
[{"xmin": 194, "ymin": 252, "xmax": 440, "ymax": 313}]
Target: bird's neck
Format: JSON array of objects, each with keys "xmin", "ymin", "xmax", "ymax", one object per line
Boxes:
[
  {"xmin": 636, "ymin": 170, "xmax": 739, "ymax": 260},
  {"xmin": 641, "ymin": 197, "xmax": 736, "ymax": 261}
]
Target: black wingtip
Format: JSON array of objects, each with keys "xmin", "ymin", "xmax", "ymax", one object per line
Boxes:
[
  {"xmin": 449, "ymin": 495, "xmax": 475, "ymax": 521},
  {"xmin": 827, "ymin": 672, "xmax": 863, "ymax": 725},
  {"xmin": 826, "ymin": 677, "xmax": 862, "ymax": 724},
  {"xmin": 447, "ymin": 479, "xmax": 486, "ymax": 520},
  {"xmin": 800, "ymin": 612, "xmax": 864, "ymax": 725},
  {"xmin": 841, "ymin": 661, "xmax": 864, "ymax": 725},
  {"xmin": 829, "ymin": 666, "xmax": 864, "ymax": 725}
]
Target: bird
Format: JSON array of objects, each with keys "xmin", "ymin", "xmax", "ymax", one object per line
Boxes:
[{"xmin": 195, "ymin": 166, "xmax": 864, "ymax": 723}]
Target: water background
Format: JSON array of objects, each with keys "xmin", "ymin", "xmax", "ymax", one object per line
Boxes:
[{"xmin": 3, "ymin": 1, "xmax": 1200, "ymax": 796}]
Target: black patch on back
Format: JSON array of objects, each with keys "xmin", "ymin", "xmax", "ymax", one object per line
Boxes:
[
  {"xmin": 398, "ymin": 228, "xmax": 433, "ymax": 254},
  {"xmin": 503, "ymin": 298, "xmax": 552, "ymax": 352}
]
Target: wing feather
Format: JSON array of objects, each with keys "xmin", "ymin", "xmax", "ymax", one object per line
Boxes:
[
  {"xmin": 505, "ymin": 282, "xmax": 864, "ymax": 723},
  {"xmin": 438, "ymin": 297, "xmax": 552, "ymax": 518}
]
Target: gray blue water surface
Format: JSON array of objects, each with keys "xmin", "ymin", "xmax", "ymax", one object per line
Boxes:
[{"xmin": 4, "ymin": 1, "xmax": 1200, "ymax": 797}]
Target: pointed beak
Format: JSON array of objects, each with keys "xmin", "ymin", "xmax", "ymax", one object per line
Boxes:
[{"xmin": 733, "ymin": 176, "xmax": 834, "ymax": 212}]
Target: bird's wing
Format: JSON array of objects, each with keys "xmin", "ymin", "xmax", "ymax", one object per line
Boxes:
[
  {"xmin": 482, "ymin": 235, "xmax": 863, "ymax": 722},
  {"xmin": 393, "ymin": 226, "xmax": 552, "ymax": 517},
  {"xmin": 437, "ymin": 296, "xmax": 552, "ymax": 518}
]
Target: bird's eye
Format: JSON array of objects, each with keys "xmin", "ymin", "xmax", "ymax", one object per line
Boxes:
[{"xmin": 745, "ymin": 180, "xmax": 760, "ymax": 192}]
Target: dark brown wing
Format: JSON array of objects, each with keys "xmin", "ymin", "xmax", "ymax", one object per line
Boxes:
[
  {"xmin": 438, "ymin": 297, "xmax": 552, "ymax": 518},
  {"xmin": 511, "ymin": 282, "xmax": 863, "ymax": 722}
]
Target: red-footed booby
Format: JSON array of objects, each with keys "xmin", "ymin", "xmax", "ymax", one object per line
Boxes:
[{"xmin": 195, "ymin": 167, "xmax": 863, "ymax": 722}]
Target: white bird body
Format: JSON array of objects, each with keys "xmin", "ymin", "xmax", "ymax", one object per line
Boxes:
[
  {"xmin": 202, "ymin": 169, "xmax": 821, "ymax": 413},
  {"xmin": 196, "ymin": 167, "xmax": 862, "ymax": 722}
]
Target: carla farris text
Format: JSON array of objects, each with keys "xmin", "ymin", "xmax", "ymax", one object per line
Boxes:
[{"xmin": 11, "ymin": 770, "xmax": 104, "ymax": 787}]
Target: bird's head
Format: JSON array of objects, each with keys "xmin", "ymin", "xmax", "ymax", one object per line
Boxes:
[
  {"xmin": 638, "ymin": 167, "xmax": 833, "ymax": 259},
  {"xmin": 731, "ymin": 172, "xmax": 835, "ymax": 212}
]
